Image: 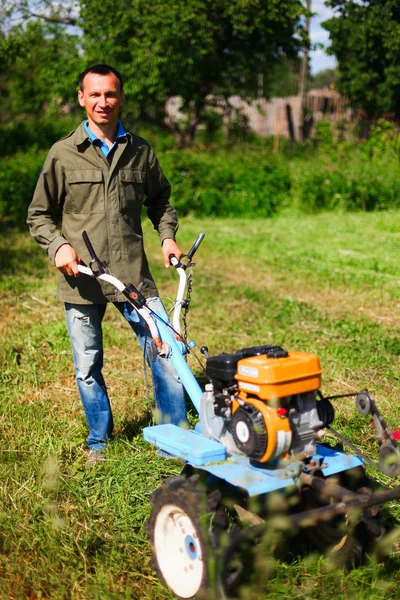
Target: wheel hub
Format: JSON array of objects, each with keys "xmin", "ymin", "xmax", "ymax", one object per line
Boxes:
[{"xmin": 154, "ymin": 503, "xmax": 205, "ymax": 598}]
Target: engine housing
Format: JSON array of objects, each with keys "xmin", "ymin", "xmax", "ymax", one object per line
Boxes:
[{"xmin": 203, "ymin": 345, "xmax": 333, "ymax": 464}]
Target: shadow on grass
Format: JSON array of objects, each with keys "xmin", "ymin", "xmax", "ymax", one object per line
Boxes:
[
  {"xmin": 117, "ymin": 384, "xmax": 203, "ymax": 443},
  {"xmin": 118, "ymin": 410, "xmax": 154, "ymax": 440}
]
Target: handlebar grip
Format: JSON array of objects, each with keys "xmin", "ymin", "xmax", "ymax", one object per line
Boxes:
[
  {"xmin": 169, "ymin": 254, "xmax": 180, "ymax": 267},
  {"xmin": 186, "ymin": 232, "xmax": 205, "ymax": 261},
  {"xmin": 82, "ymin": 230, "xmax": 99, "ymax": 263}
]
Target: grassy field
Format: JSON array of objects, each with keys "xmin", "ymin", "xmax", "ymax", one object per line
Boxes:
[{"xmin": 1, "ymin": 211, "xmax": 400, "ymax": 599}]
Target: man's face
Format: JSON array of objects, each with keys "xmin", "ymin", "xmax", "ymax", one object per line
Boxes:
[{"xmin": 78, "ymin": 72, "xmax": 124, "ymax": 129}]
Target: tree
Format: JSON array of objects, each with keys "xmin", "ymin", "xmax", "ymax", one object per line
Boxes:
[
  {"xmin": 78, "ymin": 0, "xmax": 306, "ymax": 146},
  {"xmin": 0, "ymin": 20, "xmax": 81, "ymax": 122},
  {"xmin": 0, "ymin": 1, "xmax": 307, "ymax": 146},
  {"xmin": 308, "ymin": 68, "xmax": 338, "ymax": 90},
  {"xmin": 0, "ymin": 1, "xmax": 79, "ymax": 29},
  {"xmin": 268, "ymin": 57, "xmax": 302, "ymax": 98},
  {"xmin": 323, "ymin": 1, "xmax": 400, "ymax": 119}
]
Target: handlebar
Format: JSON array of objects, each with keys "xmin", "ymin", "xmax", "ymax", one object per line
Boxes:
[
  {"xmin": 82, "ymin": 230, "xmax": 97, "ymax": 263},
  {"xmin": 78, "ymin": 230, "xmax": 203, "ymax": 345},
  {"xmin": 169, "ymin": 232, "xmax": 205, "ymax": 269},
  {"xmin": 186, "ymin": 232, "xmax": 205, "ymax": 260},
  {"xmin": 82, "ymin": 230, "xmax": 108, "ymax": 275}
]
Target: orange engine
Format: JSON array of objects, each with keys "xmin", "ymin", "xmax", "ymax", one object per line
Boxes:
[{"xmin": 205, "ymin": 345, "xmax": 331, "ymax": 464}]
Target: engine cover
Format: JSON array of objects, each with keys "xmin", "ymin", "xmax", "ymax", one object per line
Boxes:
[
  {"xmin": 202, "ymin": 347, "xmax": 330, "ymax": 464},
  {"xmin": 235, "ymin": 351, "xmax": 322, "ymax": 400}
]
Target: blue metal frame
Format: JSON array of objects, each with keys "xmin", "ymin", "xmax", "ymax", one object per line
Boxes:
[
  {"xmin": 143, "ymin": 423, "xmax": 363, "ymax": 496},
  {"xmin": 151, "ymin": 311, "xmax": 203, "ymax": 413},
  {"xmin": 145, "ymin": 305, "xmax": 364, "ymax": 496}
]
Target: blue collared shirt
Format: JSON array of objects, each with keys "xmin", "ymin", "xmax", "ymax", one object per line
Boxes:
[{"xmin": 83, "ymin": 120, "xmax": 127, "ymax": 158}]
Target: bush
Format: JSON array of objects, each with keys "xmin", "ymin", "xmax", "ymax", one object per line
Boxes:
[
  {"xmin": 290, "ymin": 147, "xmax": 400, "ymax": 213},
  {"xmin": 0, "ymin": 116, "xmax": 80, "ymax": 157},
  {"xmin": 162, "ymin": 147, "xmax": 291, "ymax": 217},
  {"xmin": 363, "ymin": 119, "xmax": 399, "ymax": 157},
  {"xmin": 131, "ymin": 123, "xmax": 178, "ymax": 153},
  {"xmin": 2, "ymin": 132, "xmax": 400, "ymax": 226},
  {"xmin": 0, "ymin": 148, "xmax": 47, "ymax": 224}
]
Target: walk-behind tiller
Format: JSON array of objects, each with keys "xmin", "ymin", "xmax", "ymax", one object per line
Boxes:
[{"xmin": 78, "ymin": 232, "xmax": 400, "ymax": 599}]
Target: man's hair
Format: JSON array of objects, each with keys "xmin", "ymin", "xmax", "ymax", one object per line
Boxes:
[{"xmin": 78, "ymin": 64, "xmax": 124, "ymax": 92}]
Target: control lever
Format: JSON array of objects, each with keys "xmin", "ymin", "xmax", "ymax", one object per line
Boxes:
[{"xmin": 82, "ymin": 230, "xmax": 108, "ymax": 275}]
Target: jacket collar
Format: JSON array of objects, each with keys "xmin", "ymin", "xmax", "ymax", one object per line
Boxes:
[
  {"xmin": 72, "ymin": 121, "xmax": 131, "ymax": 147},
  {"xmin": 72, "ymin": 122, "xmax": 90, "ymax": 147}
]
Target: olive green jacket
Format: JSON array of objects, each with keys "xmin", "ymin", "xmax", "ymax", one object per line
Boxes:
[{"xmin": 27, "ymin": 122, "xmax": 178, "ymax": 304}]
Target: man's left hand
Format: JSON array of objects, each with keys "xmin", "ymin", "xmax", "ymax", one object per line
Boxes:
[{"xmin": 162, "ymin": 238, "xmax": 183, "ymax": 267}]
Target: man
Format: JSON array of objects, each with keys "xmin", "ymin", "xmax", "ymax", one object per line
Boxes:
[{"xmin": 27, "ymin": 64, "xmax": 188, "ymax": 463}]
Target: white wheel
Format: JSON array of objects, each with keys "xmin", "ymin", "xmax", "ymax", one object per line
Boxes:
[
  {"xmin": 147, "ymin": 475, "xmax": 228, "ymax": 599},
  {"xmin": 153, "ymin": 503, "xmax": 205, "ymax": 598}
]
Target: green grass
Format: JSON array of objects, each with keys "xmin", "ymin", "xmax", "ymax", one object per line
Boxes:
[{"xmin": 1, "ymin": 211, "xmax": 400, "ymax": 599}]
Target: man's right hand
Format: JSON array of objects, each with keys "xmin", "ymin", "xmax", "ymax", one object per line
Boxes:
[{"xmin": 54, "ymin": 244, "xmax": 80, "ymax": 277}]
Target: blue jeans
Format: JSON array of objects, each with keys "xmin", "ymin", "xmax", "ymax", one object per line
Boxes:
[{"xmin": 65, "ymin": 298, "xmax": 188, "ymax": 450}]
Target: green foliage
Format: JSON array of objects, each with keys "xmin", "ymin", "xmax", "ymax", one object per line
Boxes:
[
  {"xmin": 162, "ymin": 147, "xmax": 291, "ymax": 217},
  {"xmin": 309, "ymin": 68, "xmax": 338, "ymax": 91},
  {"xmin": 0, "ymin": 1, "xmax": 308, "ymax": 146},
  {"xmin": 226, "ymin": 109, "xmax": 254, "ymax": 143},
  {"xmin": 0, "ymin": 115, "xmax": 83, "ymax": 224},
  {"xmin": 0, "ymin": 115, "xmax": 80, "ymax": 157},
  {"xmin": 78, "ymin": 0, "xmax": 305, "ymax": 145},
  {"xmin": 324, "ymin": 1, "xmax": 400, "ymax": 118},
  {"xmin": 0, "ymin": 148, "xmax": 47, "ymax": 223},
  {"xmin": 3, "ymin": 132, "xmax": 400, "ymax": 225},
  {"xmin": 161, "ymin": 130, "xmax": 400, "ymax": 217},
  {"xmin": 314, "ymin": 119, "xmax": 335, "ymax": 147},
  {"xmin": 363, "ymin": 119, "xmax": 399, "ymax": 156},
  {"xmin": 0, "ymin": 21, "xmax": 81, "ymax": 122},
  {"xmin": 267, "ymin": 57, "xmax": 302, "ymax": 98},
  {"xmin": 197, "ymin": 110, "xmax": 226, "ymax": 146},
  {"xmin": 289, "ymin": 136, "xmax": 400, "ymax": 214}
]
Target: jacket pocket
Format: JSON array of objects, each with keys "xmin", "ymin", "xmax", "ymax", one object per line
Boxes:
[
  {"xmin": 64, "ymin": 169, "xmax": 104, "ymax": 214},
  {"xmin": 118, "ymin": 169, "xmax": 145, "ymax": 216}
]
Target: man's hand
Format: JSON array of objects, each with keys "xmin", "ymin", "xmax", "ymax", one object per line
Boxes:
[
  {"xmin": 54, "ymin": 244, "xmax": 80, "ymax": 277},
  {"xmin": 162, "ymin": 238, "xmax": 183, "ymax": 268}
]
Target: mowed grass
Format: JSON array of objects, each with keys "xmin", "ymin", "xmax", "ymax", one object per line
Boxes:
[{"xmin": 0, "ymin": 211, "xmax": 400, "ymax": 599}]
